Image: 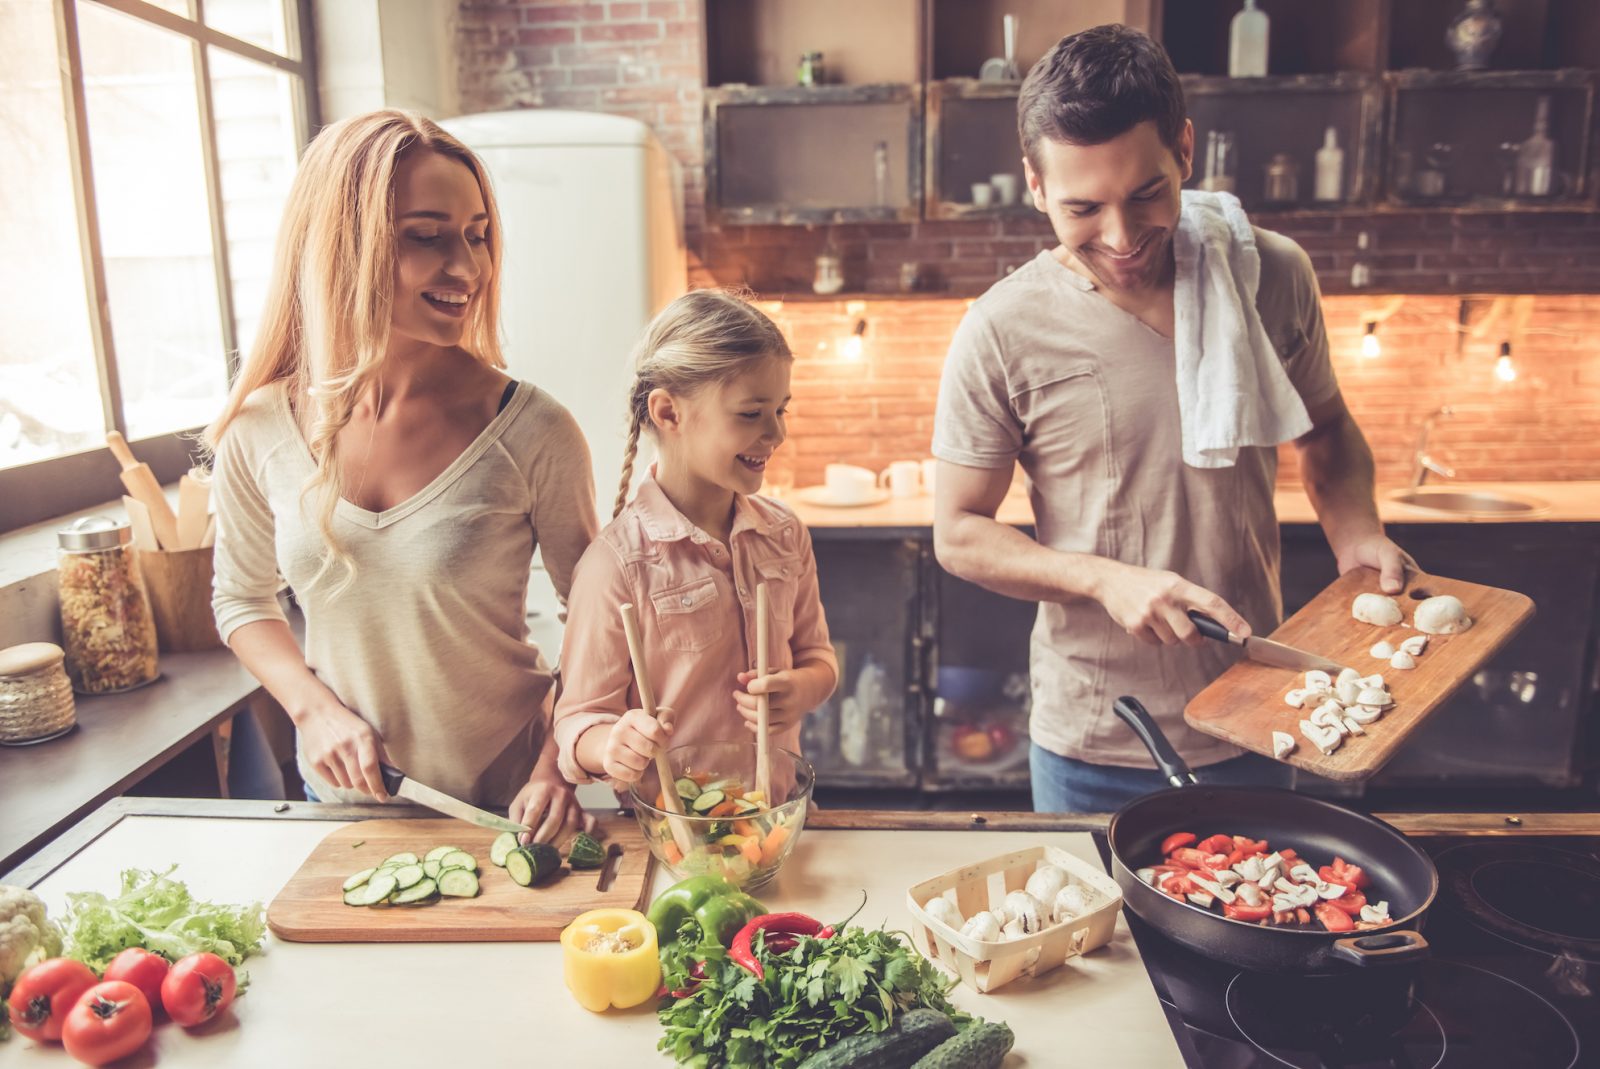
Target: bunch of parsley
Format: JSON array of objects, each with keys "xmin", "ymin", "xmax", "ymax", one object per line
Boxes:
[{"xmin": 657, "ymin": 922, "xmax": 972, "ymax": 1068}]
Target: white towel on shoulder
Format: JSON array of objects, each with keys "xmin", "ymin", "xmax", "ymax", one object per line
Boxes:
[{"xmin": 1173, "ymin": 189, "xmax": 1311, "ymax": 469}]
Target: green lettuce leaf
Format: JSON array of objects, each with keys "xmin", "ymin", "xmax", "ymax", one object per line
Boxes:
[{"xmin": 60, "ymin": 865, "xmax": 265, "ymax": 973}]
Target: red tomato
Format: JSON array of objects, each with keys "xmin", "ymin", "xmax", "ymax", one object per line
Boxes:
[
  {"xmin": 1315, "ymin": 903, "xmax": 1355, "ymax": 932},
  {"xmin": 1197, "ymin": 834, "xmax": 1235, "ymax": 855},
  {"xmin": 161, "ymin": 952, "xmax": 237, "ymax": 1027},
  {"xmin": 102, "ymin": 948, "xmax": 170, "ymax": 1018},
  {"xmin": 1169, "ymin": 848, "xmax": 1210, "ymax": 869},
  {"xmin": 1159, "ymin": 832, "xmax": 1196, "ymax": 855},
  {"xmin": 61, "ymin": 981, "xmax": 152, "ymax": 1067},
  {"xmin": 6, "ymin": 958, "xmax": 98, "ymax": 1043},
  {"xmin": 1325, "ymin": 892, "xmax": 1368, "ymax": 917},
  {"xmin": 1223, "ymin": 901, "xmax": 1274, "ymax": 922},
  {"xmin": 1278, "ymin": 848, "xmax": 1300, "ymax": 862},
  {"xmin": 1320, "ymin": 862, "xmax": 1372, "ymax": 892}
]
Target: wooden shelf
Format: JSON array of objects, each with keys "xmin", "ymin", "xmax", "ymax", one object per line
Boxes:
[
  {"xmin": 1160, "ymin": 0, "xmax": 1388, "ymax": 76},
  {"xmin": 705, "ymin": 0, "xmax": 920, "ymax": 87}
]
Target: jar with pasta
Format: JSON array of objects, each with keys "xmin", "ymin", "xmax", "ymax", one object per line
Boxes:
[{"xmin": 57, "ymin": 516, "xmax": 160, "ymax": 694}]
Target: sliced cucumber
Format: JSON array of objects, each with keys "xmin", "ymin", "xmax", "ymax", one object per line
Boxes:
[
  {"xmin": 344, "ymin": 871, "xmax": 398, "ymax": 906},
  {"xmin": 692, "ymin": 789, "xmax": 725, "ymax": 814},
  {"xmin": 731, "ymin": 798, "xmax": 760, "ymax": 815},
  {"xmin": 490, "ymin": 832, "xmax": 518, "ymax": 867},
  {"xmin": 343, "ymin": 867, "xmax": 376, "ymax": 892},
  {"xmin": 439, "ymin": 850, "xmax": 477, "ymax": 873},
  {"xmin": 381, "ymin": 852, "xmax": 420, "ymax": 867},
  {"xmin": 423, "ymin": 859, "xmax": 441, "ymax": 880},
  {"xmin": 673, "ymin": 776, "xmax": 702, "ymax": 800},
  {"xmin": 423, "ymin": 845, "xmax": 459, "ymax": 864},
  {"xmin": 391, "ymin": 863, "xmax": 425, "ymax": 890},
  {"xmin": 504, "ymin": 847, "xmax": 534, "ymax": 887},
  {"xmin": 392, "ymin": 877, "xmax": 437, "ymax": 905},
  {"xmin": 438, "ymin": 868, "xmax": 480, "ymax": 898}
]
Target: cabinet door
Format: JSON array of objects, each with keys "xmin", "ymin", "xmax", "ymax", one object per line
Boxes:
[{"xmin": 806, "ymin": 539, "xmax": 920, "ymax": 787}]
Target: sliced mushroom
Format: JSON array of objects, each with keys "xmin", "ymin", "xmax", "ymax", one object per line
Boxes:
[
  {"xmin": 1304, "ymin": 670, "xmax": 1332, "ymax": 692},
  {"xmin": 1352, "ymin": 593, "xmax": 1404, "ymax": 627},
  {"xmin": 922, "ymin": 896, "xmax": 964, "ymax": 933},
  {"xmin": 1272, "ymin": 731, "xmax": 1297, "ymax": 760},
  {"xmin": 1389, "ymin": 650, "xmax": 1417, "ymax": 670},
  {"xmin": 1025, "ymin": 864, "xmax": 1069, "ymax": 906},
  {"xmin": 1135, "ymin": 868, "xmax": 1157, "ymax": 886},
  {"xmin": 1357, "ymin": 686, "xmax": 1394, "ymax": 707},
  {"xmin": 1300, "ymin": 718, "xmax": 1342, "ymax": 756},
  {"xmin": 1370, "ymin": 640, "xmax": 1396, "ymax": 659},
  {"xmin": 1336, "ymin": 668, "xmax": 1363, "ymax": 705},
  {"xmin": 1400, "ymin": 635, "xmax": 1429, "ymax": 657},
  {"xmin": 1360, "ymin": 901, "xmax": 1393, "ymax": 925},
  {"xmin": 1285, "ymin": 688, "xmax": 1310, "ymax": 709},
  {"xmin": 1415, "ymin": 594, "xmax": 1472, "ymax": 635},
  {"xmin": 1289, "ymin": 862, "xmax": 1322, "ymax": 886},
  {"xmin": 960, "ymin": 911, "xmax": 1002, "ymax": 943},
  {"xmin": 1234, "ymin": 856, "xmax": 1265, "ymax": 883},
  {"xmin": 1190, "ymin": 875, "xmax": 1236, "ymax": 904},
  {"xmin": 1235, "ymin": 882, "xmax": 1265, "ymax": 907},
  {"xmin": 1360, "ymin": 674, "xmax": 1386, "ymax": 690},
  {"xmin": 1345, "ymin": 704, "xmax": 1384, "ymax": 725},
  {"xmin": 1342, "ymin": 716, "xmax": 1367, "ymax": 736},
  {"xmin": 1319, "ymin": 883, "xmax": 1350, "ymax": 900},
  {"xmin": 1212, "ymin": 870, "xmax": 1242, "ymax": 888},
  {"xmin": 1187, "ymin": 890, "xmax": 1216, "ymax": 909}
]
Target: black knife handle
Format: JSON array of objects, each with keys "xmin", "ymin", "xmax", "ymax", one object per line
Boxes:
[
  {"xmin": 379, "ymin": 765, "xmax": 405, "ymax": 797},
  {"xmin": 1186, "ymin": 610, "xmax": 1236, "ymax": 644}
]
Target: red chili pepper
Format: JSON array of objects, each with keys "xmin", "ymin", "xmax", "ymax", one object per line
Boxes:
[
  {"xmin": 729, "ymin": 913, "xmax": 834, "ymax": 979},
  {"xmin": 664, "ymin": 960, "xmax": 707, "ymax": 999},
  {"xmin": 1160, "ymin": 832, "xmax": 1197, "ymax": 855}
]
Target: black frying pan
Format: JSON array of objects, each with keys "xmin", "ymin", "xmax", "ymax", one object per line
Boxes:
[{"xmin": 1106, "ymin": 697, "xmax": 1438, "ymax": 975}]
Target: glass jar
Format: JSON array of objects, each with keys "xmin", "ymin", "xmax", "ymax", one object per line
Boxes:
[
  {"xmin": 57, "ymin": 516, "xmax": 160, "ymax": 694},
  {"xmin": 797, "ymin": 52, "xmax": 824, "ymax": 87},
  {"xmin": 1263, "ymin": 152, "xmax": 1299, "ymax": 204},
  {"xmin": 0, "ymin": 642, "xmax": 77, "ymax": 744}
]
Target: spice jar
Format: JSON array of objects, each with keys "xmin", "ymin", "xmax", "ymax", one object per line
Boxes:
[
  {"xmin": 57, "ymin": 516, "xmax": 160, "ymax": 694},
  {"xmin": 0, "ymin": 642, "xmax": 76, "ymax": 745},
  {"xmin": 1263, "ymin": 153, "xmax": 1299, "ymax": 204}
]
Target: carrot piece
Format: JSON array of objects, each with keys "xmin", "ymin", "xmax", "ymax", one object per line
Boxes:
[
  {"xmin": 760, "ymin": 823, "xmax": 791, "ymax": 864},
  {"xmin": 739, "ymin": 836, "xmax": 763, "ymax": 865},
  {"xmin": 664, "ymin": 841, "xmax": 683, "ymax": 865},
  {"xmin": 732, "ymin": 819, "xmax": 759, "ymax": 837},
  {"xmin": 708, "ymin": 800, "xmax": 739, "ymax": 818},
  {"xmin": 689, "ymin": 771, "xmax": 713, "ymax": 785},
  {"xmin": 655, "ymin": 789, "xmax": 668, "ymax": 809}
]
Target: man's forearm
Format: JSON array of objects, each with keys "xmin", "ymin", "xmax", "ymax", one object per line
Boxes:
[
  {"xmin": 934, "ymin": 510, "xmax": 1116, "ymax": 604},
  {"xmin": 1298, "ymin": 413, "xmax": 1384, "ymax": 555}
]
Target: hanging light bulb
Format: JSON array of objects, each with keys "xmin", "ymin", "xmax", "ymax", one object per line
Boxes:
[
  {"xmin": 1361, "ymin": 320, "xmax": 1381, "ymax": 359},
  {"xmin": 1495, "ymin": 340, "xmax": 1517, "ymax": 382},
  {"xmin": 841, "ymin": 317, "xmax": 867, "ymax": 362}
]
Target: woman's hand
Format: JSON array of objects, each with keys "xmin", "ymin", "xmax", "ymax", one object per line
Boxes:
[
  {"xmin": 509, "ymin": 754, "xmax": 592, "ymax": 844},
  {"xmin": 294, "ymin": 699, "xmax": 390, "ymax": 801}
]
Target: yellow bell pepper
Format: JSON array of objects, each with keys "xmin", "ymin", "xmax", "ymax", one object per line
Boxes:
[{"xmin": 560, "ymin": 909, "xmax": 661, "ymax": 1012}]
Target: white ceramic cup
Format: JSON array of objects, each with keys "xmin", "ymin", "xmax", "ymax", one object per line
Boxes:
[
  {"xmin": 971, "ymin": 182, "xmax": 995, "ymax": 208},
  {"xmin": 879, "ymin": 460, "xmax": 921, "ymax": 498},
  {"xmin": 824, "ymin": 463, "xmax": 877, "ymax": 504},
  {"xmin": 990, "ymin": 173, "xmax": 1019, "ymax": 206},
  {"xmin": 921, "ymin": 458, "xmax": 938, "ymax": 497}
]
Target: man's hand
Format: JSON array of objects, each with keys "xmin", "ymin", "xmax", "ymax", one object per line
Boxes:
[
  {"xmin": 1334, "ymin": 534, "xmax": 1417, "ymax": 594},
  {"xmin": 1094, "ymin": 562, "xmax": 1253, "ymax": 646}
]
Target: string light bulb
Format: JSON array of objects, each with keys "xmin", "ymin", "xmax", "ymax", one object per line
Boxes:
[
  {"xmin": 842, "ymin": 317, "xmax": 867, "ymax": 362},
  {"xmin": 1361, "ymin": 320, "xmax": 1381, "ymax": 359},
  {"xmin": 1495, "ymin": 340, "xmax": 1517, "ymax": 382}
]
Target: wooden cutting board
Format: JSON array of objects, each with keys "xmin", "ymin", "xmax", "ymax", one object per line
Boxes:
[
  {"xmin": 1184, "ymin": 569, "xmax": 1534, "ymax": 782},
  {"xmin": 267, "ymin": 814, "xmax": 653, "ymax": 942}
]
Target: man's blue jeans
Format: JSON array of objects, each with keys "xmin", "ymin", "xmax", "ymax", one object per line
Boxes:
[{"xmin": 1030, "ymin": 742, "xmax": 1293, "ymax": 814}]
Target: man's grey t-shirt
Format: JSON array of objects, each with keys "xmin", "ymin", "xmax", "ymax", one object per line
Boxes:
[{"xmin": 933, "ymin": 232, "xmax": 1339, "ymax": 768}]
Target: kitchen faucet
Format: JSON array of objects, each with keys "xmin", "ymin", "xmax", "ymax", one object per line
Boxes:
[{"xmin": 1410, "ymin": 405, "xmax": 1457, "ymax": 488}]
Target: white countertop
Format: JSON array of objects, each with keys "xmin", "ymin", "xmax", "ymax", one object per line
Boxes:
[{"xmin": 6, "ymin": 813, "xmax": 1184, "ymax": 1068}]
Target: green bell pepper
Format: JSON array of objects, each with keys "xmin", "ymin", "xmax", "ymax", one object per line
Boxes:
[{"xmin": 647, "ymin": 874, "xmax": 764, "ymax": 947}]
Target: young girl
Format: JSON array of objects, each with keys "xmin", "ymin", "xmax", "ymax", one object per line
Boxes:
[
  {"xmin": 553, "ymin": 291, "xmax": 837, "ymax": 792},
  {"xmin": 208, "ymin": 110, "xmax": 597, "ymax": 841}
]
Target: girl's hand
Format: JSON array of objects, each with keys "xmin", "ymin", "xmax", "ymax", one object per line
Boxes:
[
  {"xmin": 295, "ymin": 699, "xmax": 391, "ymax": 801},
  {"xmin": 734, "ymin": 670, "xmax": 806, "ymax": 736},
  {"xmin": 509, "ymin": 755, "xmax": 593, "ymax": 844},
  {"xmin": 601, "ymin": 706, "xmax": 676, "ymax": 784}
]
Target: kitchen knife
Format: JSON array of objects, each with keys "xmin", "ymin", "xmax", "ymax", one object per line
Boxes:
[
  {"xmin": 1187, "ymin": 611, "xmax": 1348, "ymax": 675},
  {"xmin": 379, "ymin": 766, "xmax": 530, "ymax": 835}
]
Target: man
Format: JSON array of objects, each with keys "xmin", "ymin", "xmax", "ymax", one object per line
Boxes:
[{"xmin": 931, "ymin": 25, "xmax": 1411, "ymax": 813}]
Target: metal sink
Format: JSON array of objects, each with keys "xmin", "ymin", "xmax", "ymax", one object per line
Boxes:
[{"xmin": 1385, "ymin": 487, "xmax": 1550, "ymax": 517}]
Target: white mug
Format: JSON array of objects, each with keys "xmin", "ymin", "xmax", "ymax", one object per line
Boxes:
[
  {"xmin": 990, "ymin": 173, "xmax": 1019, "ymax": 206},
  {"xmin": 971, "ymin": 182, "xmax": 995, "ymax": 208},
  {"xmin": 878, "ymin": 460, "xmax": 921, "ymax": 498},
  {"xmin": 824, "ymin": 463, "xmax": 877, "ymax": 504},
  {"xmin": 920, "ymin": 458, "xmax": 938, "ymax": 497}
]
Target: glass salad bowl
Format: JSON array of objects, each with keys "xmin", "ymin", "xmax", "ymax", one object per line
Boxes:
[{"xmin": 630, "ymin": 742, "xmax": 813, "ymax": 891}]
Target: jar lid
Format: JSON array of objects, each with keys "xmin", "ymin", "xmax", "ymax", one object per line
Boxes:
[
  {"xmin": 0, "ymin": 642, "xmax": 66, "ymax": 678},
  {"xmin": 59, "ymin": 515, "xmax": 131, "ymax": 551}
]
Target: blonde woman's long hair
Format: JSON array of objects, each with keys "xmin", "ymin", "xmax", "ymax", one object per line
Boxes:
[
  {"xmin": 614, "ymin": 290, "xmax": 792, "ymax": 519},
  {"xmin": 206, "ymin": 109, "xmax": 505, "ymax": 594}
]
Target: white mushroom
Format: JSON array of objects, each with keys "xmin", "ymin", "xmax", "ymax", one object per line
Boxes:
[
  {"xmin": 1190, "ymin": 875, "xmax": 1235, "ymax": 904},
  {"xmin": 1002, "ymin": 891, "xmax": 1046, "ymax": 935},
  {"xmin": 1052, "ymin": 884, "xmax": 1093, "ymax": 924},
  {"xmin": 1389, "ymin": 650, "xmax": 1417, "ymax": 670},
  {"xmin": 1272, "ymin": 731, "xmax": 1297, "ymax": 760},
  {"xmin": 1234, "ymin": 856, "xmax": 1265, "ymax": 882},
  {"xmin": 1136, "ymin": 867, "xmax": 1157, "ymax": 886},
  {"xmin": 1025, "ymin": 864, "xmax": 1069, "ymax": 905},
  {"xmin": 1212, "ymin": 870, "xmax": 1242, "ymax": 888},
  {"xmin": 1370, "ymin": 640, "xmax": 1395, "ymax": 659},
  {"xmin": 959, "ymin": 911, "xmax": 1002, "ymax": 943},
  {"xmin": 1001, "ymin": 918, "xmax": 1027, "ymax": 941},
  {"xmin": 1360, "ymin": 674, "xmax": 1386, "ymax": 690},
  {"xmin": 1289, "ymin": 862, "xmax": 1323, "ymax": 886},
  {"xmin": 1400, "ymin": 635, "xmax": 1429, "ymax": 657},
  {"xmin": 1300, "ymin": 719, "xmax": 1342, "ymax": 756},
  {"xmin": 1342, "ymin": 716, "xmax": 1367, "ymax": 736},
  {"xmin": 1360, "ymin": 901, "xmax": 1392, "ymax": 925},
  {"xmin": 1319, "ymin": 883, "xmax": 1350, "ymax": 900},
  {"xmin": 1235, "ymin": 882, "xmax": 1265, "ymax": 907},
  {"xmin": 1336, "ymin": 668, "xmax": 1363, "ymax": 705},
  {"xmin": 1357, "ymin": 687, "xmax": 1394, "ymax": 708},
  {"xmin": 1415, "ymin": 595, "xmax": 1472, "ymax": 635},
  {"xmin": 1352, "ymin": 593, "xmax": 1404, "ymax": 627},
  {"xmin": 1345, "ymin": 704, "xmax": 1384, "ymax": 725},
  {"xmin": 922, "ymin": 896, "xmax": 964, "ymax": 933},
  {"xmin": 1187, "ymin": 890, "xmax": 1216, "ymax": 909},
  {"xmin": 1284, "ymin": 688, "xmax": 1310, "ymax": 709},
  {"xmin": 1304, "ymin": 670, "xmax": 1332, "ymax": 692}
]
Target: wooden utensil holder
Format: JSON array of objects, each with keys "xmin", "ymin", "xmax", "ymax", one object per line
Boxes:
[{"xmin": 139, "ymin": 546, "xmax": 224, "ymax": 652}]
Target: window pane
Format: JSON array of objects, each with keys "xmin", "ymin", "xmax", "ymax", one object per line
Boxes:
[
  {"xmin": 205, "ymin": 0, "xmax": 292, "ymax": 58},
  {"xmin": 79, "ymin": 2, "xmax": 229, "ymax": 441},
  {"xmin": 209, "ymin": 48, "xmax": 300, "ymax": 361},
  {"xmin": 0, "ymin": 0, "xmax": 103, "ymax": 470}
]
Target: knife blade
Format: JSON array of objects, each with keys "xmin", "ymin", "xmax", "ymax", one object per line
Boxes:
[
  {"xmin": 1187, "ymin": 611, "xmax": 1349, "ymax": 675},
  {"xmin": 380, "ymin": 766, "xmax": 530, "ymax": 835}
]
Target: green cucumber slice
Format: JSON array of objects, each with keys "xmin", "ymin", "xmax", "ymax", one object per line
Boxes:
[
  {"xmin": 391, "ymin": 864, "xmax": 425, "ymax": 890},
  {"xmin": 423, "ymin": 859, "xmax": 441, "ymax": 880},
  {"xmin": 692, "ymin": 789, "xmax": 725, "ymax": 814},
  {"xmin": 344, "ymin": 871, "xmax": 398, "ymax": 906},
  {"xmin": 392, "ymin": 877, "xmax": 437, "ymax": 905},
  {"xmin": 343, "ymin": 868, "xmax": 376, "ymax": 892},
  {"xmin": 381, "ymin": 852, "xmax": 420, "ymax": 867},
  {"xmin": 438, "ymin": 868, "xmax": 480, "ymax": 897},
  {"xmin": 505, "ymin": 847, "xmax": 534, "ymax": 887},
  {"xmin": 673, "ymin": 776, "xmax": 702, "ymax": 800},
  {"xmin": 490, "ymin": 832, "xmax": 518, "ymax": 867},
  {"xmin": 423, "ymin": 845, "xmax": 459, "ymax": 863},
  {"xmin": 439, "ymin": 850, "xmax": 477, "ymax": 873}
]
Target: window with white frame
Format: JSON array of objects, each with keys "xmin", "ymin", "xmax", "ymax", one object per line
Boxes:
[{"xmin": 0, "ymin": 0, "xmax": 313, "ymax": 530}]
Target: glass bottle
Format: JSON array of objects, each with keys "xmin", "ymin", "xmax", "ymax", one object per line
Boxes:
[
  {"xmin": 1514, "ymin": 95, "xmax": 1556, "ymax": 197},
  {"xmin": 1314, "ymin": 126, "xmax": 1344, "ymax": 203},
  {"xmin": 1229, "ymin": 0, "xmax": 1269, "ymax": 78},
  {"xmin": 1200, "ymin": 130, "xmax": 1236, "ymax": 193},
  {"xmin": 873, "ymin": 141, "xmax": 890, "ymax": 207},
  {"xmin": 797, "ymin": 52, "xmax": 824, "ymax": 87},
  {"xmin": 1349, "ymin": 231, "xmax": 1373, "ymax": 289}
]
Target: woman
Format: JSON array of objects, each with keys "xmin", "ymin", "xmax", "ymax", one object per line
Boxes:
[{"xmin": 208, "ymin": 110, "xmax": 597, "ymax": 841}]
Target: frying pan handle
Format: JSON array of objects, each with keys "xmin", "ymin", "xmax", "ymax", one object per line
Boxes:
[
  {"xmin": 1186, "ymin": 610, "xmax": 1237, "ymax": 645},
  {"xmin": 1112, "ymin": 696, "xmax": 1198, "ymax": 788},
  {"xmin": 1329, "ymin": 930, "xmax": 1430, "ymax": 967}
]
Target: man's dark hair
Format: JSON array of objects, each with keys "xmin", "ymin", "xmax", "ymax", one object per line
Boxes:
[{"xmin": 1018, "ymin": 24, "xmax": 1187, "ymax": 174}]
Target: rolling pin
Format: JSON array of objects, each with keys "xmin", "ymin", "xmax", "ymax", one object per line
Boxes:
[{"xmin": 106, "ymin": 432, "xmax": 181, "ymax": 551}]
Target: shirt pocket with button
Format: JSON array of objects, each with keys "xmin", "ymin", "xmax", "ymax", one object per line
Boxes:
[
  {"xmin": 753, "ymin": 557, "xmax": 800, "ymax": 624},
  {"xmin": 650, "ymin": 576, "xmax": 725, "ymax": 652}
]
